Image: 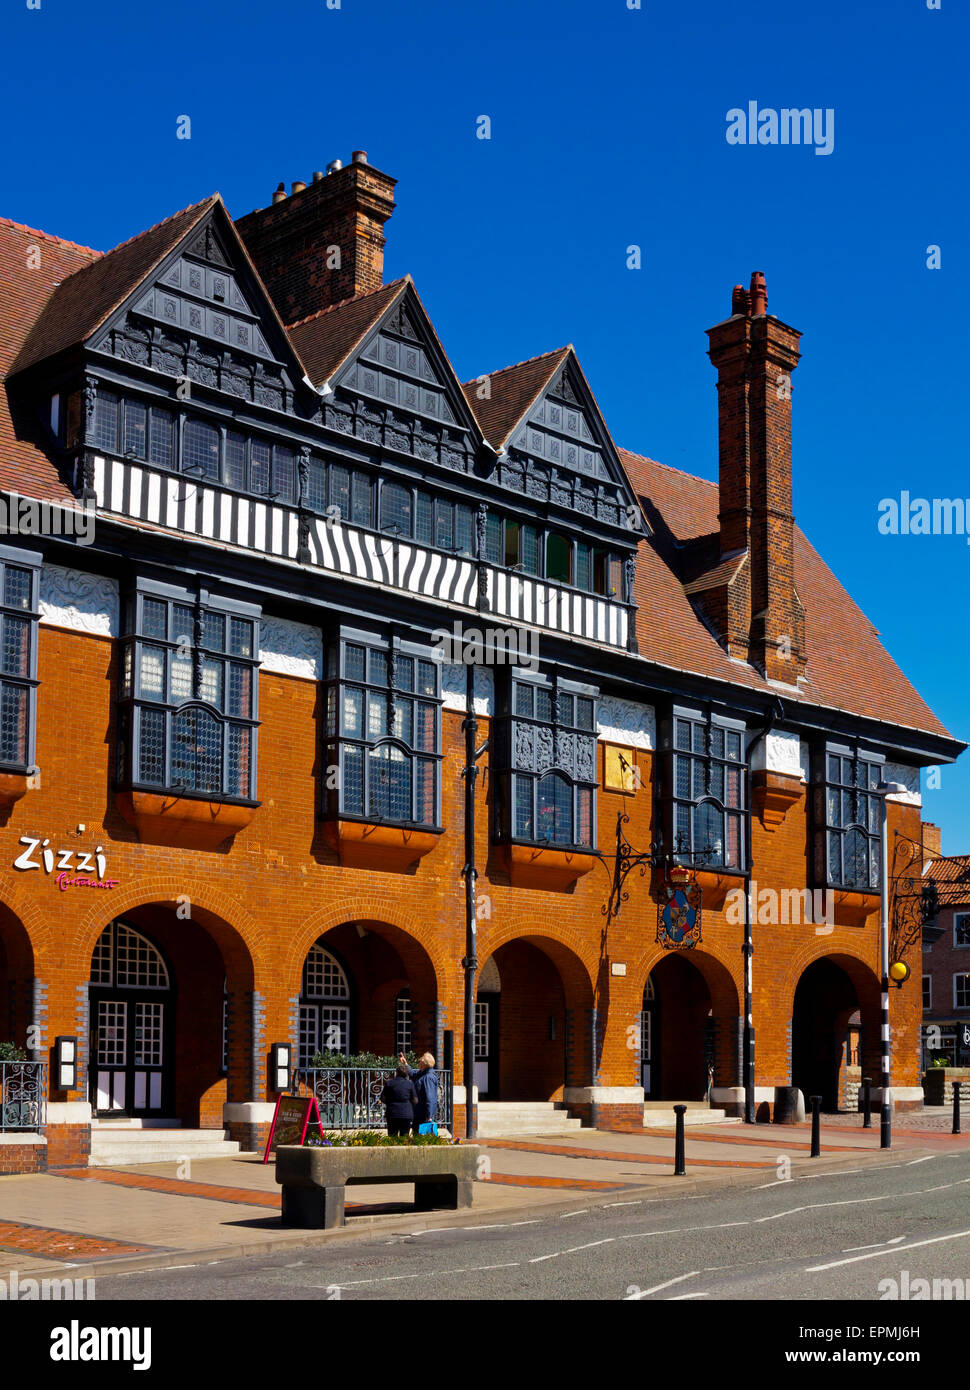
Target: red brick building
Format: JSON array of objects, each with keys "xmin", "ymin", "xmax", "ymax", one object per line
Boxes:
[
  {"xmin": 0, "ymin": 153, "xmax": 961, "ymax": 1171},
  {"xmin": 920, "ymin": 828, "xmax": 970, "ymax": 1069}
]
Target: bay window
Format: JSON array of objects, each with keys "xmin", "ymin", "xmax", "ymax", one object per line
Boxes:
[
  {"xmin": 814, "ymin": 745, "xmax": 884, "ymax": 891},
  {"xmin": 495, "ymin": 674, "xmax": 597, "ymax": 849},
  {"xmin": 324, "ymin": 630, "xmax": 441, "ymax": 828},
  {"xmin": 118, "ymin": 581, "xmax": 260, "ymax": 801},
  {"xmin": 0, "ymin": 548, "xmax": 40, "ymax": 771},
  {"xmin": 662, "ymin": 707, "xmax": 746, "ymax": 870}
]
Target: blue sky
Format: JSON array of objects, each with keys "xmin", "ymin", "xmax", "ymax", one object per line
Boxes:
[{"xmin": 4, "ymin": 0, "xmax": 968, "ymax": 849}]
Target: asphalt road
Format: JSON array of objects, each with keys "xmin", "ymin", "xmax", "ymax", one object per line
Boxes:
[{"xmin": 92, "ymin": 1149, "xmax": 970, "ymax": 1303}]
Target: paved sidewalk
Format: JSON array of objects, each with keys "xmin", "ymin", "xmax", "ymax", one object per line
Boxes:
[{"xmin": 2, "ymin": 1121, "xmax": 968, "ymax": 1282}]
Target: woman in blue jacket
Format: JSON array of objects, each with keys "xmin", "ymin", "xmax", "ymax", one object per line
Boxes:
[{"xmin": 400, "ymin": 1051, "xmax": 438, "ymax": 1133}]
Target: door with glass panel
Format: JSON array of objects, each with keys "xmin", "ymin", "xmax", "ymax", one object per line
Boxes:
[{"xmin": 88, "ymin": 921, "xmax": 174, "ymax": 1118}]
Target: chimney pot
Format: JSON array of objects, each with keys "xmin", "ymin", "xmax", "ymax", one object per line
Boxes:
[
  {"xmin": 236, "ymin": 155, "xmax": 397, "ymax": 323},
  {"xmin": 731, "ymin": 285, "xmax": 749, "ymax": 316},
  {"xmin": 749, "ymin": 271, "xmax": 768, "ymax": 317},
  {"xmin": 312, "ymin": 170, "xmax": 324, "ymax": 182},
  {"xmin": 352, "ymin": 149, "xmax": 368, "ymax": 164}
]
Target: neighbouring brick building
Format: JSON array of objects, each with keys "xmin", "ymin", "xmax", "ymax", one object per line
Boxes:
[
  {"xmin": 920, "ymin": 827, "xmax": 970, "ymax": 1070},
  {"xmin": 0, "ymin": 152, "xmax": 962, "ymax": 1171}
]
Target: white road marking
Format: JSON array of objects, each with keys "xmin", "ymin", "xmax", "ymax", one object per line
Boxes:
[
  {"xmin": 559, "ymin": 1210, "xmax": 589, "ymax": 1218},
  {"xmin": 808, "ymin": 1228, "xmax": 970, "ymax": 1273},
  {"xmin": 907, "ymin": 1155, "xmax": 937, "ymax": 1165},
  {"xmin": 625, "ymin": 1271, "xmax": 699, "ymax": 1300},
  {"xmin": 670, "ymin": 1291, "xmax": 711, "ymax": 1300},
  {"xmin": 604, "ymin": 1201, "xmax": 643, "ymax": 1208}
]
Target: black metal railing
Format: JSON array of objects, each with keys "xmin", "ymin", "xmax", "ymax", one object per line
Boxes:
[
  {"xmin": 295, "ymin": 1067, "xmax": 453, "ymax": 1133},
  {"xmin": 0, "ymin": 1060, "xmax": 46, "ymax": 1132}
]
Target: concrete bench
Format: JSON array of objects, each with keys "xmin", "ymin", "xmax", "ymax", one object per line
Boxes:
[{"xmin": 276, "ymin": 1142, "xmax": 480, "ymax": 1229}]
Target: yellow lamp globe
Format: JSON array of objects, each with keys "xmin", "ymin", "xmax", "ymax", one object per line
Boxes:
[{"xmin": 889, "ymin": 960, "xmax": 911, "ymax": 986}]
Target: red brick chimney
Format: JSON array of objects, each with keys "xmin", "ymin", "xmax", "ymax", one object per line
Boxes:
[
  {"xmin": 235, "ymin": 152, "xmax": 396, "ymax": 325},
  {"xmin": 922, "ymin": 822, "xmax": 943, "ymax": 862},
  {"xmin": 704, "ymin": 272, "xmax": 806, "ymax": 682}
]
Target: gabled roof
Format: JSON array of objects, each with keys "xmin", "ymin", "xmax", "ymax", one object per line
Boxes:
[
  {"xmin": 12, "ymin": 196, "xmax": 218, "ymax": 375},
  {"xmin": 0, "ymin": 218, "xmax": 102, "ymax": 500},
  {"xmin": 286, "ymin": 279, "xmax": 408, "ymax": 385},
  {"xmin": 291, "ymin": 276, "xmax": 484, "ymax": 440},
  {"xmin": 622, "ymin": 448, "xmax": 954, "ymax": 741},
  {"xmin": 460, "ymin": 346, "xmax": 570, "ymax": 449}
]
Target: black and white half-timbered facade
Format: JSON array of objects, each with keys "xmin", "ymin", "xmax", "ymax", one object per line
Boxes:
[{"xmin": 0, "ymin": 153, "xmax": 960, "ymax": 1158}]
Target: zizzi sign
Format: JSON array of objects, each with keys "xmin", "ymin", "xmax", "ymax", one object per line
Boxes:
[{"xmin": 13, "ymin": 837, "xmax": 119, "ymax": 891}]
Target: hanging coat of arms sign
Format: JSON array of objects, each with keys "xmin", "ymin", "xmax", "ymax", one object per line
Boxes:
[{"xmin": 657, "ymin": 864, "xmax": 702, "ymax": 950}]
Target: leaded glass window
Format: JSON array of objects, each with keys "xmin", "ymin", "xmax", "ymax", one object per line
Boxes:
[
  {"xmin": 664, "ymin": 709, "xmax": 746, "ymax": 870},
  {"xmin": 118, "ymin": 584, "xmax": 259, "ymax": 801},
  {"xmin": 496, "ymin": 674, "xmax": 597, "ymax": 848},
  {"xmin": 323, "ymin": 632, "xmax": 441, "ymax": 827},
  {"xmin": 816, "ymin": 747, "xmax": 883, "ymax": 890},
  {"xmin": 0, "ymin": 551, "xmax": 39, "ymax": 770}
]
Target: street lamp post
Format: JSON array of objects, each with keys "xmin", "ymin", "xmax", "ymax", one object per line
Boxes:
[{"xmin": 877, "ymin": 780, "xmax": 906, "ymax": 1150}]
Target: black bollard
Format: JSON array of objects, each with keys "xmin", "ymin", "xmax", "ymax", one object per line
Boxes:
[
  {"xmin": 862, "ymin": 1077, "xmax": 872, "ymax": 1129},
  {"xmin": 954, "ymin": 1081, "xmax": 962, "ymax": 1136},
  {"xmin": 810, "ymin": 1095, "xmax": 822, "ymax": 1157},
  {"xmin": 673, "ymin": 1104, "xmax": 687, "ymax": 1176}
]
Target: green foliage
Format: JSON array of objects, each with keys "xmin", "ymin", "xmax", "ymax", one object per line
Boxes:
[
  {"xmin": 0, "ymin": 1042, "xmax": 27, "ymax": 1062},
  {"xmin": 308, "ymin": 1050, "xmax": 418, "ymax": 1070},
  {"xmin": 305, "ymin": 1130, "xmax": 450, "ymax": 1148},
  {"xmin": 931, "ymin": 1055, "xmax": 949, "ymax": 1068}
]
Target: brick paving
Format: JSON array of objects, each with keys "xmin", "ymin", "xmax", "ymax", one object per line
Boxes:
[{"xmin": 0, "ymin": 1219, "xmax": 156, "ymax": 1260}]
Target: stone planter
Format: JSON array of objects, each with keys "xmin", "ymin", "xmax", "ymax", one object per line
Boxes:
[
  {"xmin": 276, "ymin": 1142, "xmax": 480, "ymax": 1229},
  {"xmin": 922, "ymin": 1067, "xmax": 970, "ymax": 1108}
]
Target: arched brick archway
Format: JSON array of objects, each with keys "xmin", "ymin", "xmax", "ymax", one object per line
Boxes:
[
  {"xmin": 295, "ymin": 920, "xmax": 442, "ymax": 1067},
  {"xmin": 634, "ymin": 948, "xmax": 742, "ymax": 1101},
  {"xmin": 75, "ymin": 880, "xmax": 261, "ymax": 1126},
  {"xmin": 0, "ymin": 903, "xmax": 36, "ymax": 1051},
  {"xmin": 789, "ymin": 952, "xmax": 881, "ymax": 1111},
  {"xmin": 475, "ymin": 932, "xmax": 597, "ymax": 1102}
]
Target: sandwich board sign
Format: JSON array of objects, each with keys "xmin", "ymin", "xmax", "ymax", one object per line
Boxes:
[{"xmin": 262, "ymin": 1094, "xmax": 325, "ymax": 1164}]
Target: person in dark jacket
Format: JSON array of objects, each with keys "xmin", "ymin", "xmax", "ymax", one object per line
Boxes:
[
  {"xmin": 399, "ymin": 1051, "xmax": 438, "ymax": 1133},
  {"xmin": 381, "ymin": 1064, "xmax": 417, "ymax": 1137}
]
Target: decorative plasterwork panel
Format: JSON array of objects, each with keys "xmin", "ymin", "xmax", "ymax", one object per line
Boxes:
[
  {"xmin": 596, "ymin": 698, "xmax": 656, "ymax": 750},
  {"xmin": 440, "ymin": 663, "xmax": 494, "ymax": 715},
  {"xmin": 258, "ymin": 616, "xmax": 323, "ymax": 681},
  {"xmin": 750, "ymin": 729, "xmax": 806, "ymax": 781},
  {"xmin": 40, "ymin": 565, "xmax": 119, "ymax": 637}
]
